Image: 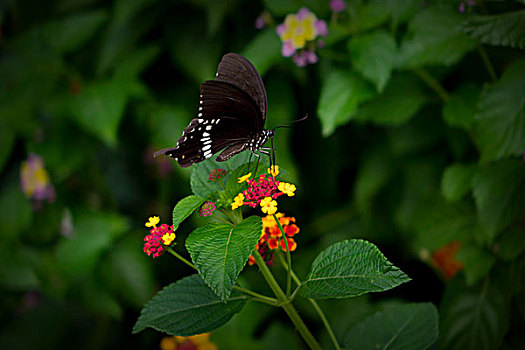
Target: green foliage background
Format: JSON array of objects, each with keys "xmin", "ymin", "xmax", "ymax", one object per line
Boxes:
[{"xmin": 1, "ymin": 0, "xmax": 524, "ymax": 349}]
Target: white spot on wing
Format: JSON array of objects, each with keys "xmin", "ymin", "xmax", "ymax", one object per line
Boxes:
[
  {"xmin": 203, "ymin": 132, "xmax": 210, "ymax": 137},
  {"xmin": 206, "ymin": 125, "xmax": 212, "ymax": 131}
]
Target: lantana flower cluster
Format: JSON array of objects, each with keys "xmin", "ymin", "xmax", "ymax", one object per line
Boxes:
[
  {"xmin": 231, "ymin": 166, "xmax": 296, "ymax": 215},
  {"xmin": 276, "ymin": 7, "xmax": 328, "ymax": 67},
  {"xmin": 160, "ymin": 332, "xmax": 217, "ymax": 350},
  {"xmin": 143, "ymin": 216, "xmax": 176, "ymax": 258},
  {"xmin": 432, "ymin": 241, "xmax": 463, "ymax": 280},
  {"xmin": 20, "ymin": 153, "xmax": 55, "ymax": 208},
  {"xmin": 248, "ymin": 213, "xmax": 300, "ymax": 266}
]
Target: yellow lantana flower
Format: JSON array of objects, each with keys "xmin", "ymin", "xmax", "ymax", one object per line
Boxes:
[
  {"xmin": 145, "ymin": 216, "xmax": 160, "ymax": 227},
  {"xmin": 278, "ymin": 182, "xmax": 296, "ymax": 196},
  {"xmin": 268, "ymin": 165, "xmax": 280, "ymax": 176},
  {"xmin": 231, "ymin": 193, "xmax": 245, "ymax": 210},
  {"xmin": 260, "ymin": 197, "xmax": 277, "ymax": 215},
  {"xmin": 238, "ymin": 173, "xmax": 252, "ymax": 183},
  {"xmin": 162, "ymin": 232, "xmax": 176, "ymax": 245}
]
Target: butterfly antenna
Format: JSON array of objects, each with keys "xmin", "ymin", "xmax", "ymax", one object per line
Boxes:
[{"xmin": 271, "ymin": 113, "xmax": 308, "ymax": 131}]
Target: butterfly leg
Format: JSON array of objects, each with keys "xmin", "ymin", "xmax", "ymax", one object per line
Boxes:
[{"xmin": 246, "ymin": 151, "xmax": 254, "ymax": 175}]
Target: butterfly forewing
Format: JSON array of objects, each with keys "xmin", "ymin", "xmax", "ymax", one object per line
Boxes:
[
  {"xmin": 215, "ymin": 53, "xmax": 267, "ymax": 123},
  {"xmin": 155, "ymin": 53, "xmax": 269, "ymax": 167}
]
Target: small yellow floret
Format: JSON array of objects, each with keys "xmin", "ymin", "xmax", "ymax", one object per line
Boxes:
[
  {"xmin": 238, "ymin": 173, "xmax": 252, "ymax": 183},
  {"xmin": 145, "ymin": 216, "xmax": 160, "ymax": 227},
  {"xmin": 268, "ymin": 165, "xmax": 280, "ymax": 176},
  {"xmin": 278, "ymin": 182, "xmax": 296, "ymax": 196},
  {"xmin": 260, "ymin": 197, "xmax": 277, "ymax": 215},
  {"xmin": 162, "ymin": 232, "xmax": 176, "ymax": 245},
  {"xmin": 231, "ymin": 193, "xmax": 245, "ymax": 210}
]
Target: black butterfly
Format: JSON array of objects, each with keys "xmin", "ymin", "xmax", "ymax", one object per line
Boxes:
[{"xmin": 155, "ymin": 53, "xmax": 274, "ymax": 168}]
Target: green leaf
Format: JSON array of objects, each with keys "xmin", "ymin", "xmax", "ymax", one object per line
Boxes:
[
  {"xmin": 262, "ymin": 0, "xmax": 301, "ymax": 16},
  {"xmin": 172, "ymin": 195, "xmax": 206, "ymax": 231},
  {"xmin": 56, "ymin": 211, "xmax": 128, "ymax": 278},
  {"xmin": 463, "ymin": 10, "xmax": 525, "ymax": 49},
  {"xmin": 186, "ymin": 216, "xmax": 262, "ymax": 299},
  {"xmin": 439, "ymin": 279, "xmax": 510, "ymax": 350},
  {"xmin": 441, "ymin": 163, "xmax": 476, "ymax": 202},
  {"xmin": 113, "ymin": 45, "xmax": 160, "ymax": 80},
  {"xmin": 242, "ymin": 29, "xmax": 282, "ymax": 76},
  {"xmin": 70, "ymin": 79, "xmax": 127, "ymax": 147},
  {"xmin": 0, "ymin": 177, "xmax": 33, "ymax": 239},
  {"xmin": 411, "ymin": 196, "xmax": 479, "ymax": 252},
  {"xmin": 494, "ymin": 228, "xmax": 525, "ymax": 261},
  {"xmin": 44, "ymin": 10, "xmax": 108, "ymax": 53},
  {"xmin": 344, "ymin": 303, "xmax": 438, "ymax": 350},
  {"xmin": 457, "ymin": 246, "xmax": 495, "ymax": 286},
  {"xmin": 102, "ymin": 238, "xmax": 155, "ymax": 308},
  {"xmin": 347, "ymin": 30, "xmax": 397, "ymax": 92},
  {"xmin": 474, "ymin": 59, "xmax": 525, "ymax": 161},
  {"xmin": 0, "ymin": 125, "xmax": 14, "ymax": 172},
  {"xmin": 354, "ymin": 74, "xmax": 428, "ymax": 126},
  {"xmin": 442, "ymin": 83, "xmax": 481, "ymax": 130},
  {"xmin": 133, "ymin": 274, "xmax": 246, "ymax": 335},
  {"xmin": 299, "ymin": 240, "xmax": 411, "ymax": 299},
  {"xmin": 190, "ymin": 152, "xmax": 254, "ymax": 198},
  {"xmin": 349, "ymin": 4, "xmax": 391, "ymax": 33},
  {"xmin": 318, "ymin": 69, "xmax": 376, "ymax": 136},
  {"xmin": 398, "ymin": 5, "xmax": 476, "ymax": 68},
  {"xmin": 472, "ymin": 159, "xmax": 525, "ymax": 242}
]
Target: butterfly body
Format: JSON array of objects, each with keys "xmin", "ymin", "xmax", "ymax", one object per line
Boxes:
[{"xmin": 155, "ymin": 53, "xmax": 272, "ymax": 168}]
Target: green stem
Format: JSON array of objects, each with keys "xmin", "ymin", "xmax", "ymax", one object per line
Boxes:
[
  {"xmin": 413, "ymin": 67, "xmax": 451, "ymax": 102},
  {"xmin": 477, "ymin": 45, "xmax": 498, "ymax": 83},
  {"xmin": 273, "ymin": 214, "xmax": 292, "ymax": 297},
  {"xmin": 166, "ymin": 248, "xmax": 275, "ymax": 304},
  {"xmin": 166, "ymin": 247, "xmax": 197, "ymax": 270},
  {"xmin": 234, "ymin": 286, "xmax": 278, "ymax": 305},
  {"xmin": 276, "ymin": 251, "xmax": 341, "ymax": 350},
  {"xmin": 252, "ymin": 250, "xmax": 322, "ymax": 350}
]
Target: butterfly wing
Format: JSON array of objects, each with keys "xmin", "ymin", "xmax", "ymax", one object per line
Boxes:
[
  {"xmin": 155, "ymin": 80, "xmax": 262, "ymax": 167},
  {"xmin": 215, "ymin": 53, "xmax": 267, "ymax": 128}
]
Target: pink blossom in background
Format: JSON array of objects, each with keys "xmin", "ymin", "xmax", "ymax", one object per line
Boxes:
[
  {"xmin": 315, "ymin": 20, "xmax": 328, "ymax": 37},
  {"xmin": 281, "ymin": 40, "xmax": 296, "ymax": 57},
  {"xmin": 20, "ymin": 153, "xmax": 55, "ymax": 208},
  {"xmin": 330, "ymin": 0, "xmax": 346, "ymax": 13}
]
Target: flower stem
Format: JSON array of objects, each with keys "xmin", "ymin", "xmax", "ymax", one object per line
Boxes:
[
  {"xmin": 272, "ymin": 214, "xmax": 292, "ymax": 297},
  {"xmin": 413, "ymin": 67, "xmax": 451, "ymax": 102},
  {"xmin": 477, "ymin": 45, "xmax": 498, "ymax": 83},
  {"xmin": 276, "ymin": 251, "xmax": 341, "ymax": 350},
  {"xmin": 167, "ymin": 247, "xmax": 277, "ymax": 305},
  {"xmin": 166, "ymin": 247, "xmax": 197, "ymax": 270},
  {"xmin": 252, "ymin": 250, "xmax": 322, "ymax": 350}
]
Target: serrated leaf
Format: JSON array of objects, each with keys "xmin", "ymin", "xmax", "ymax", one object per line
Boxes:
[
  {"xmin": 133, "ymin": 274, "xmax": 246, "ymax": 336},
  {"xmin": 463, "ymin": 10, "xmax": 525, "ymax": 49},
  {"xmin": 441, "ymin": 163, "xmax": 475, "ymax": 202},
  {"xmin": 172, "ymin": 195, "xmax": 206, "ymax": 231},
  {"xmin": 474, "ymin": 59, "xmax": 525, "ymax": 161},
  {"xmin": 443, "ymin": 83, "xmax": 480, "ymax": 130},
  {"xmin": 398, "ymin": 5, "xmax": 476, "ymax": 68},
  {"xmin": 439, "ymin": 279, "xmax": 510, "ymax": 350},
  {"xmin": 355, "ymin": 74, "xmax": 428, "ymax": 125},
  {"xmin": 299, "ymin": 240, "xmax": 410, "ymax": 299},
  {"xmin": 348, "ymin": 30, "xmax": 397, "ymax": 92},
  {"xmin": 472, "ymin": 159, "xmax": 525, "ymax": 242},
  {"xmin": 186, "ymin": 216, "xmax": 262, "ymax": 299},
  {"xmin": 318, "ymin": 69, "xmax": 376, "ymax": 136},
  {"xmin": 344, "ymin": 303, "xmax": 438, "ymax": 350},
  {"xmin": 70, "ymin": 79, "xmax": 127, "ymax": 147}
]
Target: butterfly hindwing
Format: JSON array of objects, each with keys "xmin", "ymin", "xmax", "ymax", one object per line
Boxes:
[{"xmin": 156, "ymin": 80, "xmax": 262, "ymax": 167}]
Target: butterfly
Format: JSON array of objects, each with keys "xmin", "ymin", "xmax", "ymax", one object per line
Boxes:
[{"xmin": 155, "ymin": 53, "xmax": 274, "ymax": 168}]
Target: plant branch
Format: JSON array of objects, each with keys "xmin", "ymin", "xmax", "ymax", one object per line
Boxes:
[
  {"xmin": 273, "ymin": 214, "xmax": 292, "ymax": 297},
  {"xmin": 252, "ymin": 250, "xmax": 322, "ymax": 350},
  {"xmin": 477, "ymin": 45, "xmax": 498, "ymax": 83},
  {"xmin": 166, "ymin": 247, "xmax": 197, "ymax": 270},
  {"xmin": 276, "ymin": 251, "xmax": 341, "ymax": 350},
  {"xmin": 413, "ymin": 67, "xmax": 451, "ymax": 102}
]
